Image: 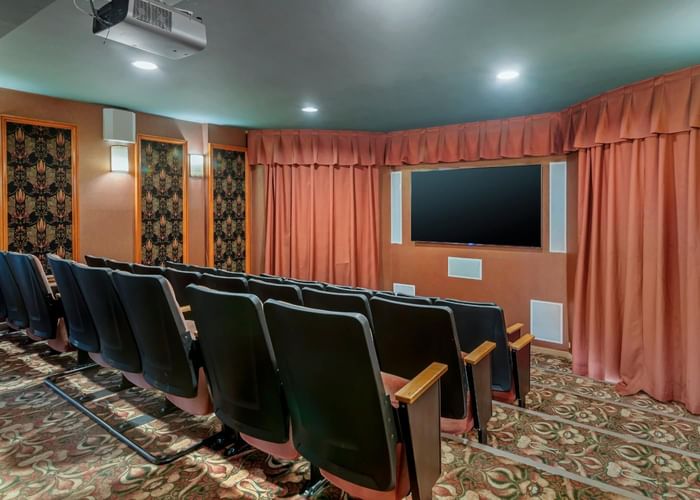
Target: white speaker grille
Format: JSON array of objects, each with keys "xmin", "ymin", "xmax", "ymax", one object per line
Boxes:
[
  {"xmin": 393, "ymin": 283, "xmax": 416, "ymax": 296},
  {"xmin": 390, "ymin": 171, "xmax": 402, "ymax": 244},
  {"xmin": 549, "ymin": 161, "xmax": 567, "ymax": 253},
  {"xmin": 530, "ymin": 300, "xmax": 563, "ymax": 344},
  {"xmin": 447, "ymin": 257, "xmax": 482, "ymax": 280}
]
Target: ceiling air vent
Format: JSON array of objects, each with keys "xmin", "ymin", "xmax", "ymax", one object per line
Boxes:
[{"xmin": 133, "ymin": 0, "xmax": 173, "ymax": 32}]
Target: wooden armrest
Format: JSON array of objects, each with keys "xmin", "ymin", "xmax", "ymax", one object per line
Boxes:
[
  {"xmin": 179, "ymin": 305, "xmax": 191, "ymax": 314},
  {"xmin": 395, "ymin": 362, "xmax": 448, "ymax": 405},
  {"xmin": 510, "ymin": 333, "xmax": 534, "ymax": 351},
  {"xmin": 506, "ymin": 323, "xmax": 523, "ymax": 335},
  {"xmin": 463, "ymin": 340, "xmax": 496, "ymax": 365}
]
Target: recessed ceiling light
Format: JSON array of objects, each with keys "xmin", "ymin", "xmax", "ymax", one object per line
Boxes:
[
  {"xmin": 132, "ymin": 61, "xmax": 158, "ymax": 71},
  {"xmin": 497, "ymin": 69, "xmax": 520, "ymax": 80},
  {"xmin": 301, "ymin": 106, "xmax": 319, "ymax": 113}
]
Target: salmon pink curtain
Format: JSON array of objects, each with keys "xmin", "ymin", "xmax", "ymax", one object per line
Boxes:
[
  {"xmin": 250, "ymin": 64, "xmax": 700, "ymax": 413},
  {"xmin": 248, "ymin": 129, "xmax": 385, "ymax": 167},
  {"xmin": 383, "ymin": 112, "xmax": 562, "ymax": 164},
  {"xmin": 573, "ymin": 130, "xmax": 700, "ymax": 414},
  {"xmin": 264, "ymin": 163, "xmax": 380, "ymax": 289}
]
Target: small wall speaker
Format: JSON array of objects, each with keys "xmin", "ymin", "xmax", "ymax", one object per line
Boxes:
[
  {"xmin": 447, "ymin": 257, "xmax": 482, "ymax": 280},
  {"xmin": 393, "ymin": 283, "xmax": 416, "ymax": 296},
  {"xmin": 530, "ymin": 300, "xmax": 563, "ymax": 344},
  {"xmin": 549, "ymin": 161, "xmax": 567, "ymax": 253},
  {"xmin": 390, "ymin": 171, "xmax": 402, "ymax": 244},
  {"xmin": 103, "ymin": 108, "xmax": 136, "ymax": 144}
]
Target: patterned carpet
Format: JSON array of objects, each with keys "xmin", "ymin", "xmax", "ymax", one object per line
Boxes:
[{"xmin": 0, "ymin": 332, "xmax": 698, "ymax": 499}]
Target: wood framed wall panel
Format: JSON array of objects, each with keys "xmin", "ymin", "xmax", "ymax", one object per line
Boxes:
[
  {"xmin": 206, "ymin": 143, "xmax": 250, "ymax": 272},
  {"xmin": 1, "ymin": 115, "xmax": 79, "ymax": 266},
  {"xmin": 135, "ymin": 134, "xmax": 188, "ymax": 265}
]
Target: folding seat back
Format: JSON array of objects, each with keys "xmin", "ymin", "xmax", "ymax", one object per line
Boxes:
[
  {"xmin": 250, "ymin": 274, "xmax": 284, "ymax": 284},
  {"xmin": 164, "ymin": 260, "xmax": 190, "ymax": 272},
  {"xmin": 369, "ymin": 297, "xmax": 467, "ymax": 420},
  {"xmin": 6, "ymin": 252, "xmax": 60, "ymax": 339},
  {"xmin": 374, "ymin": 291, "xmax": 433, "ymax": 305},
  {"xmin": 435, "ymin": 299, "xmax": 512, "ymax": 391},
  {"xmin": 200, "ymin": 273, "xmax": 248, "ymax": 293},
  {"xmin": 286, "ymin": 278, "xmax": 324, "ymax": 290},
  {"xmin": 131, "ymin": 263, "xmax": 164, "ymax": 275},
  {"xmin": 0, "ymin": 252, "xmax": 29, "ymax": 329},
  {"xmin": 71, "ymin": 264, "xmax": 142, "ymax": 373},
  {"xmin": 163, "ymin": 268, "xmax": 201, "ymax": 306},
  {"xmin": 263, "ymin": 301, "xmax": 400, "ymax": 492},
  {"xmin": 248, "ymin": 279, "xmax": 302, "ymax": 305},
  {"xmin": 112, "ymin": 272, "xmax": 198, "ymax": 397},
  {"xmin": 301, "ymin": 288, "xmax": 373, "ymax": 327},
  {"xmin": 104, "ymin": 259, "xmax": 133, "ymax": 273},
  {"xmin": 191, "ymin": 264, "xmax": 215, "ymax": 274},
  {"xmin": 187, "ymin": 285, "xmax": 290, "ymax": 445},
  {"xmin": 171, "ymin": 263, "xmax": 212, "ymax": 274},
  {"xmin": 84, "ymin": 255, "xmax": 107, "ymax": 267},
  {"xmin": 217, "ymin": 269, "xmax": 248, "ymax": 279},
  {"xmin": 47, "ymin": 254, "xmax": 100, "ymax": 352},
  {"xmin": 324, "ymin": 284, "xmax": 374, "ymax": 300}
]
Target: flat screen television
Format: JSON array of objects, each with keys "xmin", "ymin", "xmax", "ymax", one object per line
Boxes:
[{"xmin": 411, "ymin": 165, "xmax": 541, "ymax": 247}]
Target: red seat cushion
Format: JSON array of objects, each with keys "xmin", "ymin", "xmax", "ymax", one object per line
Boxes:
[
  {"xmin": 240, "ymin": 432, "xmax": 299, "ymax": 460},
  {"xmin": 165, "ymin": 367, "xmax": 213, "ymax": 416},
  {"xmin": 381, "ymin": 372, "xmax": 473, "ymax": 435},
  {"xmin": 27, "ymin": 318, "xmax": 73, "ymax": 353},
  {"xmin": 493, "ymin": 385, "xmax": 517, "ymax": 404},
  {"xmin": 321, "ymin": 443, "xmax": 410, "ymax": 500},
  {"xmin": 122, "ymin": 371, "xmax": 153, "ymax": 390},
  {"xmin": 88, "ymin": 351, "xmax": 111, "ymax": 368}
]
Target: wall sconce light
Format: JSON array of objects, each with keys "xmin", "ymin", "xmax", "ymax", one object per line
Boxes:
[
  {"xmin": 110, "ymin": 145, "xmax": 129, "ymax": 173},
  {"xmin": 189, "ymin": 154, "xmax": 205, "ymax": 178}
]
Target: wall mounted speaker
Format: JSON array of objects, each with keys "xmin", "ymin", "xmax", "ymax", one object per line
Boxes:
[
  {"xmin": 447, "ymin": 257, "xmax": 482, "ymax": 280},
  {"xmin": 549, "ymin": 161, "xmax": 567, "ymax": 253},
  {"xmin": 390, "ymin": 171, "xmax": 402, "ymax": 244},
  {"xmin": 393, "ymin": 283, "xmax": 416, "ymax": 296},
  {"xmin": 103, "ymin": 108, "xmax": 136, "ymax": 144},
  {"xmin": 530, "ymin": 299, "xmax": 563, "ymax": 344}
]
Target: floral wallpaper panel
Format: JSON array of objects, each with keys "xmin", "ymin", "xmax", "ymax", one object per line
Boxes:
[
  {"xmin": 4, "ymin": 120, "xmax": 75, "ymax": 267},
  {"xmin": 139, "ymin": 139, "xmax": 185, "ymax": 265},
  {"xmin": 210, "ymin": 147, "xmax": 246, "ymax": 271}
]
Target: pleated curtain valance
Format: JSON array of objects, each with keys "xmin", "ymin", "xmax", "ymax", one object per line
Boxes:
[
  {"xmin": 383, "ymin": 112, "xmax": 562, "ymax": 165},
  {"xmin": 247, "ymin": 129, "xmax": 387, "ymax": 167},
  {"xmin": 562, "ymin": 65, "xmax": 700, "ymax": 151},
  {"xmin": 248, "ymin": 64, "xmax": 700, "ymax": 167}
]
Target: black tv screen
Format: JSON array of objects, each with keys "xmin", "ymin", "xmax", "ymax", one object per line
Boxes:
[{"xmin": 411, "ymin": 165, "xmax": 541, "ymax": 247}]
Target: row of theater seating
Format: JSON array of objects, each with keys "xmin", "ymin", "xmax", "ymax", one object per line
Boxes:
[
  {"xmin": 0, "ymin": 251, "xmax": 533, "ymax": 499},
  {"xmin": 88, "ymin": 256, "xmax": 534, "ymax": 437}
]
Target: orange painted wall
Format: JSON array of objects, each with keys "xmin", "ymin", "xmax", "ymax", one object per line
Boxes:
[
  {"xmin": 0, "ymin": 88, "xmax": 246, "ymax": 265},
  {"xmin": 379, "ymin": 156, "xmax": 578, "ymax": 349}
]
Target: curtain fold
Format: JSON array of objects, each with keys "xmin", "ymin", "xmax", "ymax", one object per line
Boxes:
[
  {"xmin": 264, "ymin": 163, "xmax": 380, "ymax": 289},
  {"xmin": 563, "ymin": 65, "xmax": 700, "ymax": 151},
  {"xmin": 249, "ymin": 129, "xmax": 386, "ymax": 167},
  {"xmin": 573, "ymin": 130, "xmax": 700, "ymax": 414},
  {"xmin": 383, "ymin": 112, "xmax": 562, "ymax": 164}
]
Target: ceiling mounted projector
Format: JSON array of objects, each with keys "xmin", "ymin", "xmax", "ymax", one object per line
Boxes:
[{"xmin": 92, "ymin": 0, "xmax": 206, "ymax": 59}]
